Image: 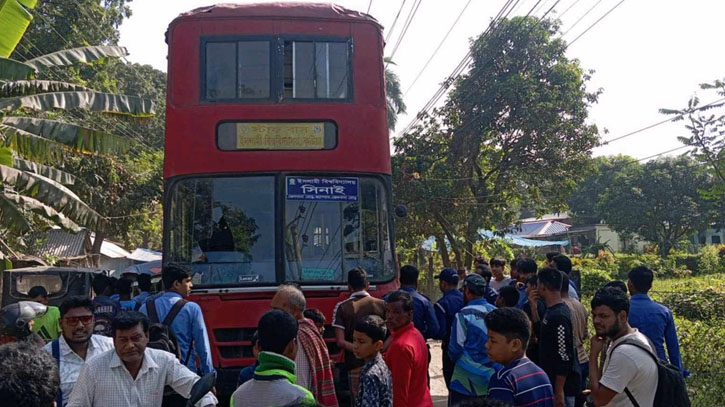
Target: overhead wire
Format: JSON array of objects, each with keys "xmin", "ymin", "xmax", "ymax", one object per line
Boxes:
[
  {"xmin": 568, "ymin": 0, "xmax": 626, "ymax": 46},
  {"xmin": 385, "ymin": 0, "xmax": 409, "ymax": 45},
  {"xmin": 403, "ymin": 0, "xmax": 473, "ymax": 96},
  {"xmin": 556, "ymin": 0, "xmax": 583, "ymax": 20},
  {"xmin": 398, "ymin": 0, "xmax": 531, "ymax": 136},
  {"xmin": 385, "ymin": 0, "xmax": 424, "ymax": 68},
  {"xmin": 561, "ymin": 0, "xmax": 605, "ymax": 36}
]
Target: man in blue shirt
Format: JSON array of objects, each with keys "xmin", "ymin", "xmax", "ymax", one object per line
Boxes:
[
  {"xmin": 432, "ymin": 267, "xmax": 464, "ymax": 388},
  {"xmin": 448, "ymin": 274, "xmax": 500, "ymax": 404},
  {"xmin": 132, "ymin": 274, "xmax": 153, "ymax": 310},
  {"xmin": 139, "ymin": 265, "xmax": 214, "ymax": 375},
  {"xmin": 91, "ymin": 275, "xmax": 120, "ymax": 337},
  {"xmin": 627, "ymin": 265, "xmax": 684, "ymax": 372},
  {"xmin": 551, "ymin": 254, "xmax": 579, "ymax": 300},
  {"xmin": 396, "ymin": 265, "xmax": 440, "ymax": 340},
  {"xmin": 515, "ymin": 258, "xmax": 538, "ymax": 309}
]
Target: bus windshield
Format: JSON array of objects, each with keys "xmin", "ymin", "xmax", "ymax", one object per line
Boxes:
[{"xmin": 166, "ymin": 175, "xmax": 395, "ymax": 286}]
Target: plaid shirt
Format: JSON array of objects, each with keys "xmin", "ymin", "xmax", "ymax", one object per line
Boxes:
[{"xmin": 355, "ymin": 354, "xmax": 392, "ymax": 407}]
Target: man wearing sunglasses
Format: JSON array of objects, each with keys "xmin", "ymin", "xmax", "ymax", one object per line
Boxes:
[{"xmin": 43, "ymin": 296, "xmax": 113, "ymax": 407}]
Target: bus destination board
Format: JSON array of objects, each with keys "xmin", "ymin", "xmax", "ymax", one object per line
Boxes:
[{"xmin": 286, "ymin": 176, "xmax": 359, "ymax": 202}]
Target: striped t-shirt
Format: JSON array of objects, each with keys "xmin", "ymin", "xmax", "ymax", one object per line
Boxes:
[{"xmin": 488, "ymin": 357, "xmax": 554, "ymax": 407}]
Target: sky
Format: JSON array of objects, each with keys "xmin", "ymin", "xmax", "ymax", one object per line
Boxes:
[{"xmin": 118, "ymin": 0, "xmax": 725, "ymax": 160}]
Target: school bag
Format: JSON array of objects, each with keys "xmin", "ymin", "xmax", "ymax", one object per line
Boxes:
[
  {"xmin": 146, "ymin": 299, "xmax": 191, "ymax": 364},
  {"xmin": 611, "ymin": 338, "xmax": 691, "ymax": 407}
]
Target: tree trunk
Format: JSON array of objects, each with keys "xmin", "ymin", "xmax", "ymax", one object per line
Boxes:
[
  {"xmin": 435, "ymin": 234, "xmax": 451, "ymax": 268},
  {"xmin": 433, "ymin": 213, "xmax": 463, "ymax": 269},
  {"xmin": 427, "ymin": 255, "xmax": 435, "ymax": 297},
  {"xmin": 91, "ymin": 230, "xmax": 105, "ymax": 267}
]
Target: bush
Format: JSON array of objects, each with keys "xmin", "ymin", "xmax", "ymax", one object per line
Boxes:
[
  {"xmin": 580, "ymin": 268, "xmax": 612, "ymax": 294},
  {"xmin": 657, "ymin": 289, "xmax": 725, "ymax": 321},
  {"xmin": 697, "ymin": 245, "xmax": 722, "ymax": 276}
]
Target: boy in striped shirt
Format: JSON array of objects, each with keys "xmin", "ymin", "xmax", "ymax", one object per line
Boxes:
[{"xmin": 486, "ymin": 308, "xmax": 554, "ymax": 407}]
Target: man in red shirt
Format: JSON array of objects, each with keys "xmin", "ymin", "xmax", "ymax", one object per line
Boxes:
[{"xmin": 384, "ymin": 290, "xmax": 433, "ymax": 407}]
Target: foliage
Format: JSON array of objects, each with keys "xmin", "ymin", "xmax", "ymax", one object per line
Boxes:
[
  {"xmin": 12, "ymin": 0, "xmax": 131, "ymax": 60},
  {"xmin": 697, "ymin": 245, "xmax": 722, "ymax": 276},
  {"xmin": 598, "ymin": 156, "xmax": 716, "ymax": 257},
  {"xmin": 568, "ymin": 155, "xmax": 638, "ymax": 225},
  {"xmin": 0, "ymin": 0, "xmax": 37, "ymax": 58},
  {"xmin": 384, "ymin": 58, "xmax": 406, "ymax": 131},
  {"xmin": 394, "ymin": 16, "xmax": 600, "ymax": 268},
  {"xmin": 0, "ymin": 2, "xmax": 159, "ymax": 255},
  {"xmin": 580, "ymin": 268, "xmax": 611, "ymax": 294}
]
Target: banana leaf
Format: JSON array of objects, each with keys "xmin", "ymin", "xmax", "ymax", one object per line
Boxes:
[
  {"xmin": 0, "ymin": 191, "xmax": 31, "ymax": 233},
  {"xmin": 0, "ymin": 163, "xmax": 100, "ymax": 228},
  {"xmin": 1, "ymin": 191, "xmax": 80, "ymax": 233},
  {"xmin": 0, "ymin": 0, "xmax": 37, "ymax": 58},
  {"xmin": 0, "ymin": 80, "xmax": 91, "ymax": 97},
  {"xmin": 3, "ymin": 117, "xmax": 130, "ymax": 155},
  {"xmin": 0, "ymin": 91, "xmax": 155, "ymax": 116},
  {"xmin": 14, "ymin": 156, "xmax": 76, "ymax": 185},
  {"xmin": 1, "ymin": 123, "xmax": 65, "ymax": 163},
  {"xmin": 0, "ymin": 144, "xmax": 12, "ymax": 166},
  {"xmin": 25, "ymin": 46, "xmax": 129, "ymax": 70},
  {"xmin": 0, "ymin": 56, "xmax": 36, "ymax": 80}
]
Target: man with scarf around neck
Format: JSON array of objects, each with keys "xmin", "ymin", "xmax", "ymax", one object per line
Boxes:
[
  {"xmin": 271, "ymin": 284, "xmax": 339, "ymax": 407},
  {"xmin": 231, "ymin": 310, "xmax": 316, "ymax": 407}
]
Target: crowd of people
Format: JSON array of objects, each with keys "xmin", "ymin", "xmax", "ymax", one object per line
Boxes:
[{"xmin": 0, "ymin": 253, "xmax": 688, "ymax": 407}]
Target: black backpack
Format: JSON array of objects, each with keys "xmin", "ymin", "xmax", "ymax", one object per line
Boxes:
[
  {"xmin": 146, "ymin": 299, "xmax": 191, "ymax": 364},
  {"xmin": 611, "ymin": 339, "xmax": 691, "ymax": 407}
]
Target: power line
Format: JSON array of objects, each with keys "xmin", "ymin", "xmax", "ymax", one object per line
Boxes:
[
  {"xmin": 403, "ymin": 0, "xmax": 473, "ymax": 96},
  {"xmin": 561, "ymin": 0, "xmax": 605, "ymax": 37},
  {"xmin": 636, "ymin": 145, "xmax": 690, "ymax": 162},
  {"xmin": 568, "ymin": 0, "xmax": 626, "ymax": 46},
  {"xmin": 385, "ymin": 0, "xmax": 424, "ymax": 68},
  {"xmin": 600, "ymin": 97, "xmax": 725, "ymax": 145},
  {"xmin": 557, "ymin": 0, "xmax": 582, "ymax": 20},
  {"xmin": 399, "ymin": 0, "xmax": 521, "ymax": 135},
  {"xmin": 385, "ymin": 0, "xmax": 409, "ymax": 44}
]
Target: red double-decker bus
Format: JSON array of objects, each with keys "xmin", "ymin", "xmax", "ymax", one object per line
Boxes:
[{"xmin": 164, "ymin": 2, "xmax": 398, "ymax": 399}]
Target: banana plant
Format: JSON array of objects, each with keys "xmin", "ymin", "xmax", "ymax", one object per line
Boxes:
[
  {"xmin": 0, "ymin": 0, "xmax": 37, "ymax": 58},
  {"xmin": 0, "ymin": 45, "xmax": 155, "ymax": 237}
]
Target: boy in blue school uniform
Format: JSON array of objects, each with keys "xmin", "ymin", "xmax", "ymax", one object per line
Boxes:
[{"xmin": 486, "ymin": 307, "xmax": 554, "ymax": 407}]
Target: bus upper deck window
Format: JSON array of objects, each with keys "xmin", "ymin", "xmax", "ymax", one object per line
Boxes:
[
  {"xmin": 284, "ymin": 40, "xmax": 349, "ymax": 100},
  {"xmin": 204, "ymin": 40, "xmax": 271, "ymax": 100}
]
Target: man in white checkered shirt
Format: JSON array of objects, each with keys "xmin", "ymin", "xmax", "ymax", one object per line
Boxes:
[{"xmin": 66, "ymin": 311, "xmax": 217, "ymax": 407}]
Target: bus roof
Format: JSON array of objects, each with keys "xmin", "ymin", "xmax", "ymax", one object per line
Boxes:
[{"xmin": 174, "ymin": 2, "xmax": 381, "ymax": 28}]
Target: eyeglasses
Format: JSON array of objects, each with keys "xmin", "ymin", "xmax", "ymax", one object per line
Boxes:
[{"xmin": 64, "ymin": 315, "xmax": 94, "ymax": 325}]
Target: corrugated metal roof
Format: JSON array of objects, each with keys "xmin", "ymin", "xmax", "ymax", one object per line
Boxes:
[
  {"xmin": 511, "ymin": 220, "xmax": 571, "ymax": 238},
  {"xmin": 90, "ymin": 233, "xmax": 130, "ymax": 259},
  {"xmin": 127, "ymin": 248, "xmax": 162, "ymax": 262},
  {"xmin": 28, "ymin": 229, "xmax": 90, "ymax": 259}
]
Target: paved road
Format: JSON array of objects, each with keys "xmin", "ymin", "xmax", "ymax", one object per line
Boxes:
[{"xmin": 429, "ymin": 340, "xmax": 449, "ymax": 407}]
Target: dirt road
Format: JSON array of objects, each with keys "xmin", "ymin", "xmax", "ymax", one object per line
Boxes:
[{"xmin": 429, "ymin": 340, "xmax": 449, "ymax": 407}]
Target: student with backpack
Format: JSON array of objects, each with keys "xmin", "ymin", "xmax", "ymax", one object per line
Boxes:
[
  {"xmin": 139, "ymin": 266, "xmax": 214, "ymax": 375},
  {"xmin": 589, "ymin": 287, "xmax": 689, "ymax": 407}
]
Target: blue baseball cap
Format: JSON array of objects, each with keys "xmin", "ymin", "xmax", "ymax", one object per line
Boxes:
[{"xmin": 434, "ymin": 267, "xmax": 459, "ymax": 284}]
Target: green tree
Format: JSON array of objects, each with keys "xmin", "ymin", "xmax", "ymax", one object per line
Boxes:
[
  {"xmin": 568, "ymin": 155, "xmax": 638, "ymax": 225},
  {"xmin": 384, "ymin": 58, "xmax": 406, "ymax": 131},
  {"xmin": 12, "ymin": 0, "xmax": 131, "ymax": 60},
  {"xmin": 599, "ymin": 156, "xmax": 715, "ymax": 257},
  {"xmin": 395, "ymin": 16, "xmax": 600, "ymax": 268},
  {"xmin": 0, "ymin": 45, "xmax": 154, "ymax": 254}
]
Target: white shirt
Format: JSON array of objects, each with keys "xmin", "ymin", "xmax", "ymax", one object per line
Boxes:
[
  {"xmin": 489, "ymin": 277, "xmax": 512, "ymax": 292},
  {"xmin": 295, "ymin": 336, "xmax": 313, "ymax": 390},
  {"xmin": 66, "ymin": 347, "xmax": 217, "ymax": 407},
  {"xmin": 600, "ymin": 330, "xmax": 658, "ymax": 407},
  {"xmin": 43, "ymin": 334, "xmax": 114, "ymax": 407}
]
